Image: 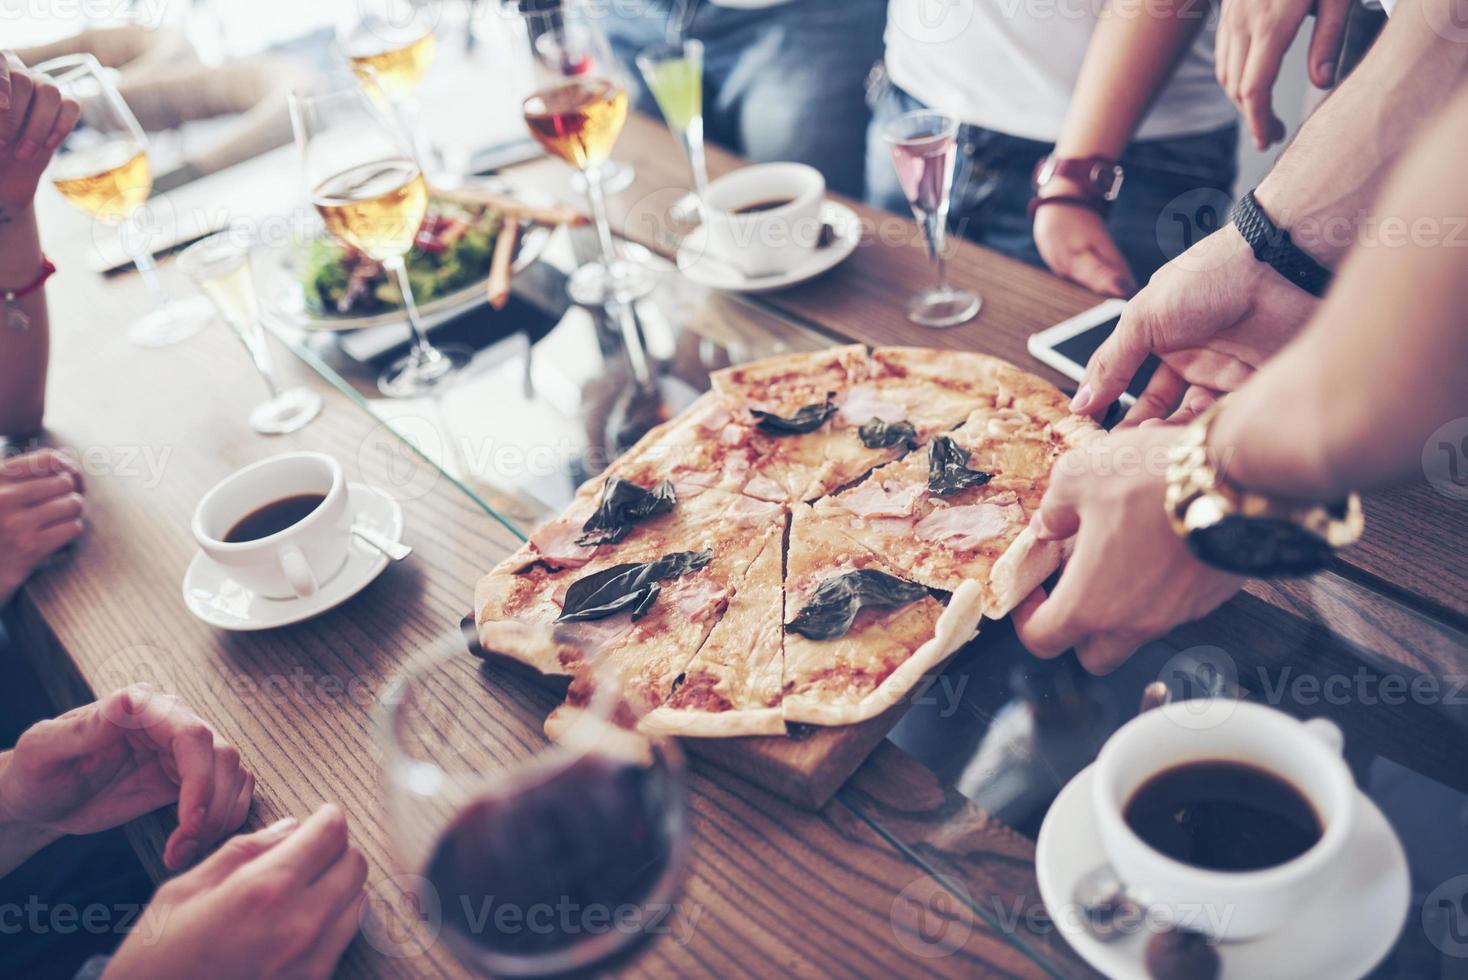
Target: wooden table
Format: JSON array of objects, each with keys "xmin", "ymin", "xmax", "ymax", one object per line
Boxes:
[{"xmin": 11, "ymin": 110, "xmax": 1468, "ymax": 979}]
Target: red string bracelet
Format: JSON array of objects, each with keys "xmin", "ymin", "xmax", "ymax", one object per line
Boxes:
[{"xmin": 3, "ymin": 258, "xmax": 56, "ymax": 302}]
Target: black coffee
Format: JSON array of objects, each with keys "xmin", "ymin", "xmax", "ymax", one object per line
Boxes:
[
  {"xmin": 224, "ymin": 494, "xmax": 326, "ymax": 543},
  {"xmin": 1123, "ymin": 760, "xmax": 1322, "ymax": 872},
  {"xmin": 732, "ymin": 197, "xmax": 793, "ymax": 214}
]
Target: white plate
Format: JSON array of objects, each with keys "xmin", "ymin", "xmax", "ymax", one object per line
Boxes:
[
  {"xmin": 1035, "ymin": 763, "xmax": 1410, "ymax": 980},
  {"xmin": 182, "ymin": 483, "xmax": 404, "ymax": 631},
  {"xmin": 676, "ymin": 200, "xmax": 860, "ymax": 293}
]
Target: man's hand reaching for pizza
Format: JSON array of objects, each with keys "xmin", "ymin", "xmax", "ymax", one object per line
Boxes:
[
  {"xmin": 1011, "ymin": 426, "xmax": 1245, "ymax": 673},
  {"xmin": 1069, "ymin": 226, "xmax": 1316, "ymax": 426}
]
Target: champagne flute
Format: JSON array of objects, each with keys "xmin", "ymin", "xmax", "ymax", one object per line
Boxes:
[
  {"xmin": 636, "ymin": 38, "xmax": 707, "ymax": 202},
  {"xmin": 379, "ymin": 648, "xmax": 689, "ymax": 976},
  {"xmin": 176, "ymin": 233, "xmax": 323, "ymax": 435},
  {"xmin": 337, "ymin": 0, "xmax": 441, "ymax": 179},
  {"xmin": 288, "ymin": 74, "xmax": 471, "ymax": 397},
  {"xmin": 517, "ymin": 1, "xmax": 653, "ymax": 306},
  {"xmin": 36, "ymin": 54, "xmax": 211, "ymax": 348},
  {"xmin": 882, "ymin": 110, "xmax": 981, "ymax": 329}
]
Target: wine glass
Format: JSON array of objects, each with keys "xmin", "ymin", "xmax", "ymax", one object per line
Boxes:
[
  {"xmin": 288, "ymin": 73, "xmax": 472, "ymax": 397},
  {"xmin": 337, "ymin": 0, "xmax": 441, "ymax": 179},
  {"xmin": 379, "ymin": 647, "xmax": 689, "ymax": 976},
  {"xmin": 636, "ymin": 38, "xmax": 707, "ymax": 202},
  {"xmin": 176, "ymin": 233, "xmax": 323, "ymax": 434},
  {"xmin": 882, "ymin": 110, "xmax": 981, "ymax": 329},
  {"xmin": 516, "ymin": 0, "xmax": 653, "ymax": 306},
  {"xmin": 36, "ymin": 54, "xmax": 211, "ymax": 348}
]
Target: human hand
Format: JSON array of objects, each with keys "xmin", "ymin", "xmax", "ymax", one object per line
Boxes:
[
  {"xmin": 1033, "ymin": 202, "xmax": 1137, "ymax": 298},
  {"xmin": 0, "ymin": 448, "xmax": 86, "ymax": 605},
  {"xmin": 1215, "ymin": 0, "xmax": 1350, "ymax": 150},
  {"xmin": 1069, "ymin": 225, "xmax": 1318, "ymax": 425},
  {"xmin": 0, "ymin": 55, "xmax": 81, "ymax": 212},
  {"xmin": 105, "ymin": 805, "xmax": 368, "ymax": 980},
  {"xmin": 1012, "ymin": 425, "xmax": 1246, "ymax": 674},
  {"xmin": 0, "ymin": 685, "xmax": 254, "ymax": 870}
]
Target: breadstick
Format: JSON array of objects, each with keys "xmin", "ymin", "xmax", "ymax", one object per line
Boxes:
[{"xmin": 486, "ymin": 219, "xmax": 521, "ymax": 310}]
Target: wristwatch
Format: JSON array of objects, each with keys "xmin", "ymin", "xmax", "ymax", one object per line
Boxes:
[
  {"xmin": 1228, "ymin": 190, "xmax": 1334, "ymax": 298},
  {"xmin": 1028, "ymin": 154, "xmax": 1124, "ymax": 219},
  {"xmin": 1164, "ymin": 399, "xmax": 1363, "ymax": 577}
]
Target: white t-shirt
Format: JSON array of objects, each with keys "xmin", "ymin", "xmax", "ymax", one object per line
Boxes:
[{"xmin": 884, "ymin": 0, "xmax": 1237, "ymax": 143}]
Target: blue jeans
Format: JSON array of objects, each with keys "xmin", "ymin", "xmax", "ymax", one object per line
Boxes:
[
  {"xmin": 604, "ymin": 0, "xmax": 886, "ymax": 199},
  {"xmin": 865, "ymin": 75, "xmax": 1239, "ymax": 284}
]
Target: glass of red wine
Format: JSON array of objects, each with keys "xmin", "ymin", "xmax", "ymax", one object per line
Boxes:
[
  {"xmin": 882, "ymin": 109, "xmax": 981, "ymax": 329},
  {"xmin": 378, "ymin": 648, "xmax": 689, "ymax": 977}
]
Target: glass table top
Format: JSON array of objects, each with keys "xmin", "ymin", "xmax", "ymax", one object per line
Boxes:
[{"xmin": 269, "ymin": 224, "xmax": 1468, "ymax": 979}]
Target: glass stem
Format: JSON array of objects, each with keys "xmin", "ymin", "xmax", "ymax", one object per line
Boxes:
[
  {"xmin": 582, "ymin": 166, "xmax": 620, "ymax": 268},
  {"xmin": 385, "ymin": 255, "xmax": 439, "ymax": 368},
  {"xmin": 928, "ymin": 211, "xmax": 949, "ymax": 291},
  {"xmin": 240, "ymin": 325, "xmax": 285, "ymax": 400},
  {"xmin": 682, "ymin": 118, "xmax": 709, "ymax": 201},
  {"xmin": 130, "ymin": 241, "xmax": 166, "ymax": 301}
]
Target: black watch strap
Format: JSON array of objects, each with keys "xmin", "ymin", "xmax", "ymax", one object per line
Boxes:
[{"xmin": 1229, "ymin": 190, "xmax": 1333, "ymax": 298}]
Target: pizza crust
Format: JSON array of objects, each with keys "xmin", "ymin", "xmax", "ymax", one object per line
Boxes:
[{"xmin": 781, "ymin": 580, "xmax": 985, "ymax": 726}]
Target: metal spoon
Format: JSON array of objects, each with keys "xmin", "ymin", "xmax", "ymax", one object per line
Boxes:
[{"xmin": 352, "ymin": 523, "xmax": 411, "ymax": 561}]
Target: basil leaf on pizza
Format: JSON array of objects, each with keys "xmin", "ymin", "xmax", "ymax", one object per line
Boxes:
[
  {"xmin": 858, "ymin": 418, "xmax": 918, "ymax": 450},
  {"xmin": 785, "ymin": 568, "xmax": 930, "ymax": 640},
  {"xmin": 576, "ymin": 477, "xmax": 677, "ymax": 546},
  {"xmin": 558, "ymin": 549, "xmax": 713, "ymax": 623},
  {"xmin": 928, "ymin": 436, "xmax": 993, "ymax": 496},
  {"xmin": 752, "ymin": 393, "xmax": 836, "ymax": 435}
]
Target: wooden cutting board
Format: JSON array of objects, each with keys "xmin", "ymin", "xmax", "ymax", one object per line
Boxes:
[{"xmin": 461, "ymin": 615, "xmax": 953, "ymax": 809}]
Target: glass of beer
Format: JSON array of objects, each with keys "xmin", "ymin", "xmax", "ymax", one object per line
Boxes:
[
  {"xmin": 176, "ymin": 233, "xmax": 323, "ymax": 434},
  {"xmin": 337, "ymin": 0, "xmax": 440, "ymax": 177},
  {"xmin": 517, "ymin": 0, "xmax": 653, "ymax": 307},
  {"xmin": 289, "ymin": 73, "xmax": 471, "ymax": 397},
  {"xmin": 36, "ymin": 54, "xmax": 211, "ymax": 348}
]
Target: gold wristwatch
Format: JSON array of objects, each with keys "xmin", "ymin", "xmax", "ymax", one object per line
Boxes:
[{"xmin": 1165, "ymin": 398, "xmax": 1364, "ymax": 576}]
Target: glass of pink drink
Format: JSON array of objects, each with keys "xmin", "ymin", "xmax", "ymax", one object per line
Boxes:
[{"xmin": 882, "ymin": 110, "xmax": 981, "ymax": 328}]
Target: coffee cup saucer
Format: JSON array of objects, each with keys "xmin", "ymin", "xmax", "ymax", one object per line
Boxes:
[
  {"xmin": 1035, "ymin": 763, "xmax": 1409, "ymax": 980},
  {"xmin": 676, "ymin": 200, "xmax": 859, "ymax": 293},
  {"xmin": 182, "ymin": 483, "xmax": 404, "ymax": 631}
]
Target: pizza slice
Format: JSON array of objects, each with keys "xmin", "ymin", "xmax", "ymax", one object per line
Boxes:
[
  {"xmin": 817, "ymin": 387, "xmax": 1101, "ymax": 616},
  {"xmin": 475, "ymin": 489, "xmax": 773, "ymax": 675},
  {"xmin": 603, "ymin": 393, "xmax": 761, "ymax": 501},
  {"xmin": 780, "ymin": 503, "xmax": 984, "ymax": 726},
  {"xmin": 709, "ymin": 343, "xmax": 868, "ymax": 416},
  {"xmin": 638, "ymin": 524, "xmax": 787, "ymax": 737},
  {"xmin": 835, "ymin": 346, "xmax": 1006, "ymax": 441}
]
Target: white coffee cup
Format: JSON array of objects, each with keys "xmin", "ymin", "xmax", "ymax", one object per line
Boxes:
[
  {"xmin": 1092, "ymin": 700, "xmax": 1356, "ymax": 941},
  {"xmin": 192, "ymin": 452, "xmax": 350, "ymax": 600},
  {"xmin": 700, "ymin": 162, "xmax": 825, "ymax": 278}
]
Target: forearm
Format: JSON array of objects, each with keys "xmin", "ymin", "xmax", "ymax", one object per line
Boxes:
[
  {"xmin": 1051, "ymin": 0, "xmax": 1208, "ymax": 160},
  {"xmin": 1254, "ymin": 0, "xmax": 1468, "ymax": 266},
  {"xmin": 0, "ymin": 751, "xmax": 63, "ymax": 875},
  {"xmin": 1215, "ymin": 91, "xmax": 1468, "ymax": 500},
  {"xmin": 0, "ymin": 203, "xmax": 50, "ymax": 437}
]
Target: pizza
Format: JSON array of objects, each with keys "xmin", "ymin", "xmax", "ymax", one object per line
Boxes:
[{"xmin": 473, "ymin": 346, "xmax": 1100, "ymax": 738}]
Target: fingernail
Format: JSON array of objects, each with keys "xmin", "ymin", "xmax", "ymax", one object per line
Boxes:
[
  {"xmin": 1318, "ymin": 60, "xmax": 1335, "ymax": 84},
  {"xmin": 1069, "ymin": 384, "xmax": 1093, "ymax": 414},
  {"xmin": 175, "ymin": 838, "xmax": 198, "ymax": 863},
  {"xmin": 14, "ymin": 138, "xmax": 37, "ymax": 160},
  {"xmin": 263, "ymin": 816, "xmax": 299, "ymax": 838}
]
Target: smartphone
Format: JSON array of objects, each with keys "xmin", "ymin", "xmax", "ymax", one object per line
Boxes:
[{"xmin": 1026, "ymin": 298, "xmax": 1160, "ymax": 407}]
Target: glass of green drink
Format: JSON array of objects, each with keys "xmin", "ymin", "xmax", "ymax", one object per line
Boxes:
[{"xmin": 637, "ymin": 39, "xmax": 708, "ymax": 200}]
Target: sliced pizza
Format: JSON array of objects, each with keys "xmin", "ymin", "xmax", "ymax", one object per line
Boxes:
[
  {"xmin": 780, "ymin": 503, "xmax": 984, "ymax": 726},
  {"xmin": 817, "ymin": 391, "xmax": 1101, "ymax": 616},
  {"xmin": 475, "ymin": 489, "xmax": 774, "ymax": 674},
  {"xmin": 639, "ymin": 524, "xmax": 787, "ymax": 737}
]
